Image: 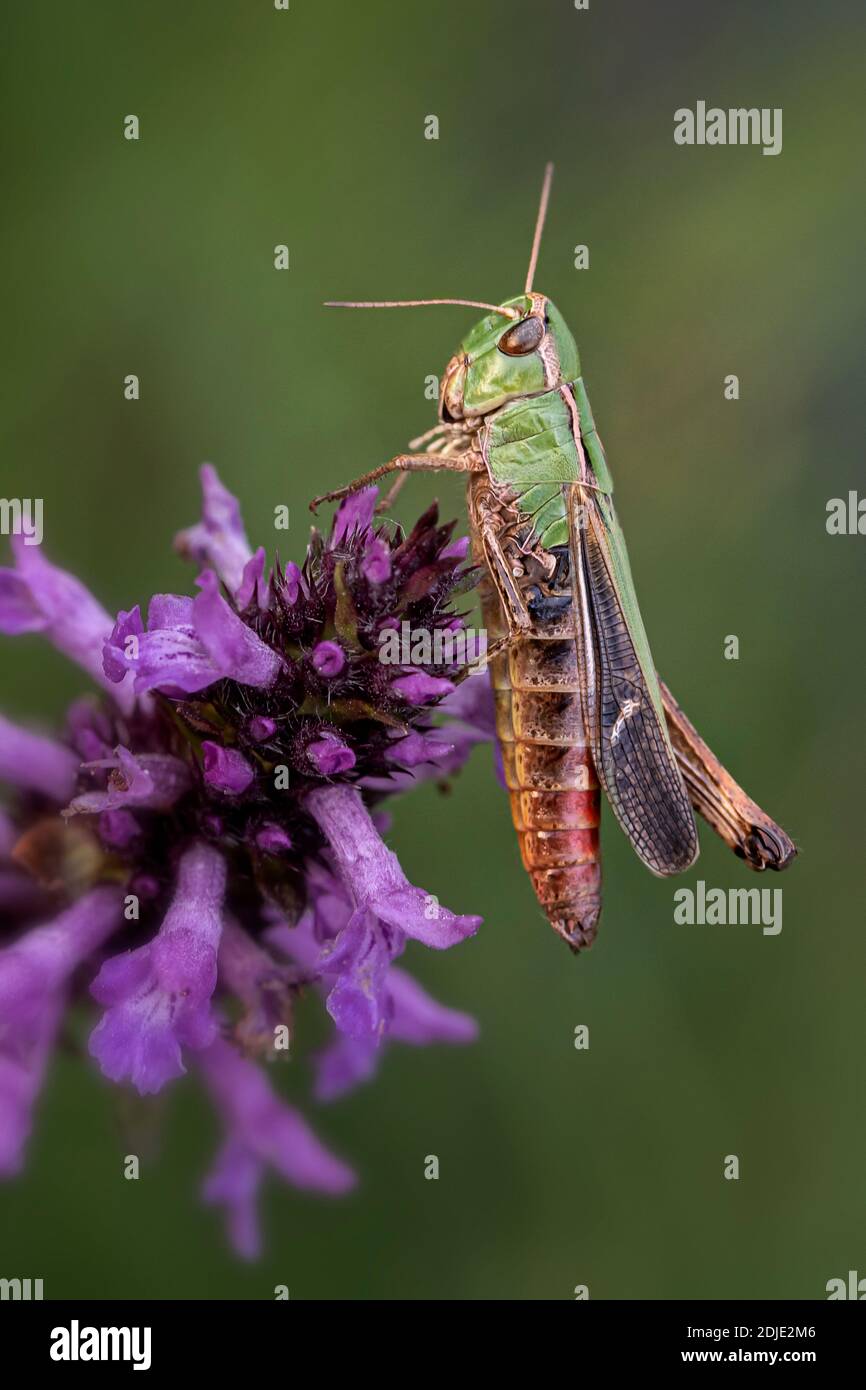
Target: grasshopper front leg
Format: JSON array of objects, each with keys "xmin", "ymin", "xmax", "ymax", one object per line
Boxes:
[
  {"xmin": 477, "ymin": 518, "xmax": 533, "ymax": 632},
  {"xmin": 376, "ymin": 468, "xmax": 410, "ymax": 514},
  {"xmin": 660, "ymin": 680, "xmax": 797, "ymax": 871},
  {"xmin": 310, "ymin": 452, "xmax": 481, "ymax": 513}
]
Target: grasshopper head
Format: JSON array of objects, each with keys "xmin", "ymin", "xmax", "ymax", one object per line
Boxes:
[
  {"xmin": 439, "ymin": 292, "xmax": 580, "ymax": 422},
  {"xmin": 325, "ymin": 166, "xmax": 575, "ymax": 426}
]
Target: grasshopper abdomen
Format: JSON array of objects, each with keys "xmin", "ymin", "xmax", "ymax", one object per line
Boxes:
[{"xmin": 471, "ymin": 481, "xmax": 602, "ymax": 951}]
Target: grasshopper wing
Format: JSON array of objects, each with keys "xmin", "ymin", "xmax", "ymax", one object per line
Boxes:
[{"xmin": 568, "ymin": 485, "xmax": 698, "ymax": 875}]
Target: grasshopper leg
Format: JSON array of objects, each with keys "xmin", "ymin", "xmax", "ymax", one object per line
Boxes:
[
  {"xmin": 377, "ymin": 469, "xmax": 409, "ymax": 514},
  {"xmin": 659, "ymin": 679, "xmax": 797, "ymax": 871},
  {"xmin": 310, "ymin": 452, "xmax": 480, "ymax": 513},
  {"xmin": 448, "ymin": 631, "xmax": 519, "ymax": 687},
  {"xmin": 478, "ymin": 522, "xmax": 533, "ymax": 631}
]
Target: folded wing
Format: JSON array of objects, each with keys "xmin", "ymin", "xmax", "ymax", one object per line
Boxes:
[{"xmin": 568, "ymin": 485, "xmax": 698, "ymax": 875}]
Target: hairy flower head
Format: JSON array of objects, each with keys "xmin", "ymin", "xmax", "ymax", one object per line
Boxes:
[{"xmin": 0, "ymin": 466, "xmax": 491, "ymax": 1255}]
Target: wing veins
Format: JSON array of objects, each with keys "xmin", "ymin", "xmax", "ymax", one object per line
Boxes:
[{"xmin": 569, "ymin": 486, "xmax": 697, "ymax": 874}]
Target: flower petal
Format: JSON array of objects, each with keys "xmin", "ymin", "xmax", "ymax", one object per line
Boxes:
[
  {"xmin": 198, "ymin": 1036, "xmax": 355, "ymax": 1257},
  {"xmin": 201, "ymin": 742, "xmax": 255, "ymax": 795},
  {"xmin": 330, "ymin": 487, "xmax": 377, "ymax": 546},
  {"xmin": 89, "ymin": 843, "xmax": 226, "ymax": 1094},
  {"xmin": 217, "ymin": 920, "xmax": 292, "ymax": 1055},
  {"xmin": 307, "ymin": 784, "xmax": 481, "ymax": 950},
  {"xmin": 312, "ymin": 1033, "xmax": 378, "ymax": 1103},
  {"xmin": 0, "ymin": 887, "xmax": 123, "ymax": 1174},
  {"xmin": 66, "ymin": 746, "xmax": 190, "ymax": 815},
  {"xmin": 201, "ymin": 1137, "xmax": 263, "ymax": 1260},
  {"xmin": 311, "ymin": 641, "xmax": 345, "ymax": 678},
  {"xmin": 0, "ymin": 538, "xmax": 134, "ymax": 712},
  {"xmin": 0, "ymin": 712, "xmax": 79, "ymax": 801},
  {"xmin": 438, "ymin": 669, "xmax": 496, "ymax": 738},
  {"xmin": 149, "ymin": 594, "xmax": 195, "ymax": 628},
  {"xmin": 360, "ymin": 536, "xmax": 391, "ymax": 584},
  {"xmin": 439, "ymin": 535, "xmax": 470, "ymax": 562},
  {"xmin": 388, "ymin": 966, "xmax": 478, "ymax": 1044},
  {"xmin": 199, "ymin": 1036, "xmax": 356, "ymax": 1192},
  {"xmin": 391, "ymin": 672, "xmax": 455, "ymax": 704},
  {"xmin": 375, "ymin": 884, "xmax": 482, "ymax": 949},
  {"xmin": 280, "ymin": 562, "xmax": 303, "ymax": 606},
  {"xmin": 102, "ymin": 607, "xmax": 143, "ymax": 684},
  {"xmin": 319, "ymin": 909, "xmax": 395, "ymax": 1041},
  {"xmin": 174, "ymin": 464, "xmax": 253, "ymax": 597},
  {"xmin": 0, "ymin": 809, "xmax": 16, "ymax": 858},
  {"xmin": 122, "ymin": 624, "xmax": 222, "ymax": 694},
  {"xmin": 307, "ymin": 731, "xmax": 356, "ymax": 776},
  {"xmin": 0, "ymin": 569, "xmax": 45, "ymax": 633},
  {"xmin": 236, "ymin": 548, "xmax": 270, "ymax": 611},
  {"xmin": 193, "ymin": 570, "xmax": 282, "ymax": 688}
]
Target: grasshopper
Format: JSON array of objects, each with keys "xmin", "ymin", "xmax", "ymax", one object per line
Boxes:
[{"xmin": 313, "ymin": 165, "xmax": 796, "ymax": 951}]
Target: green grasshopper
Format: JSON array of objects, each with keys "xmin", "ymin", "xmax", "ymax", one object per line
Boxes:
[{"xmin": 314, "ymin": 165, "xmax": 796, "ymax": 951}]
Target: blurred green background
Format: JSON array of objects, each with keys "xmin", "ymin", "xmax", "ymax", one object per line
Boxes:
[{"xmin": 1, "ymin": 0, "xmax": 864, "ymax": 1299}]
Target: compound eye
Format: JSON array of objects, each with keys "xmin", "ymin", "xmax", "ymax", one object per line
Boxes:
[{"xmin": 498, "ymin": 316, "xmax": 544, "ymax": 356}]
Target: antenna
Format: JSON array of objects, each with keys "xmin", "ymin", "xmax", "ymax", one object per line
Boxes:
[
  {"xmin": 525, "ymin": 162, "xmax": 554, "ymax": 294},
  {"xmin": 324, "ymin": 297, "xmax": 520, "ymax": 320}
]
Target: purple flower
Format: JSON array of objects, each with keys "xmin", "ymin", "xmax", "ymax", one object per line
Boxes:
[
  {"xmin": 0, "ymin": 713, "xmax": 79, "ymax": 801},
  {"xmin": 254, "ymin": 822, "xmax": 292, "ymax": 854},
  {"xmin": 440, "ymin": 535, "xmax": 471, "ymax": 562},
  {"xmin": 98, "ymin": 808, "xmax": 142, "ymax": 849},
  {"xmin": 266, "ymin": 890, "xmax": 478, "ymax": 1101},
  {"xmin": 101, "ymin": 607, "xmax": 143, "ymax": 685},
  {"xmin": 0, "ymin": 466, "xmax": 490, "ymax": 1254},
  {"xmin": 280, "ymin": 561, "xmax": 303, "ymax": 606},
  {"xmin": 201, "ymin": 742, "xmax": 255, "ymax": 795},
  {"xmin": 198, "ymin": 1036, "xmax": 355, "ymax": 1259},
  {"xmin": 329, "ymin": 486, "xmax": 377, "ymax": 546},
  {"xmin": 66, "ymin": 746, "xmax": 191, "ymax": 816},
  {"xmin": 313, "ymin": 966, "xmax": 478, "ymax": 1102},
  {"xmin": 0, "ymin": 537, "xmax": 135, "ymax": 712},
  {"xmin": 191, "ymin": 570, "xmax": 283, "ymax": 688},
  {"xmin": 391, "ymin": 672, "xmax": 456, "ymax": 704},
  {"xmin": 309, "ymin": 785, "xmax": 480, "ymax": 950},
  {"xmin": 439, "ymin": 671, "xmax": 496, "ymax": 738},
  {"xmin": 361, "ymin": 536, "xmax": 392, "ymax": 584},
  {"xmin": 66, "ymin": 697, "xmax": 115, "ymax": 762},
  {"xmin": 217, "ymin": 919, "xmax": 293, "ymax": 1054},
  {"xmin": 0, "ymin": 809, "xmax": 17, "ymax": 858},
  {"xmin": 89, "ymin": 843, "xmax": 226, "ymax": 1093},
  {"xmin": 305, "ymin": 785, "xmax": 480, "ymax": 1041},
  {"xmin": 307, "ymin": 731, "xmax": 356, "ymax": 776},
  {"xmin": 0, "ymin": 871, "xmax": 47, "ymax": 916},
  {"xmin": 434, "ymin": 673, "xmax": 499, "ymax": 779},
  {"xmin": 360, "ymin": 727, "xmax": 460, "ymax": 796},
  {"xmin": 311, "ymin": 640, "xmax": 345, "ymax": 678},
  {"xmin": 247, "ymin": 715, "xmax": 277, "ymax": 742},
  {"xmin": 174, "ymin": 463, "xmax": 253, "ymax": 598},
  {"xmin": 0, "ymin": 887, "xmax": 122, "ymax": 1174},
  {"xmin": 315, "ymin": 909, "xmax": 395, "ymax": 1039},
  {"xmin": 103, "ymin": 571, "xmax": 282, "ymax": 696},
  {"xmin": 236, "ymin": 547, "xmax": 270, "ymax": 611}
]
